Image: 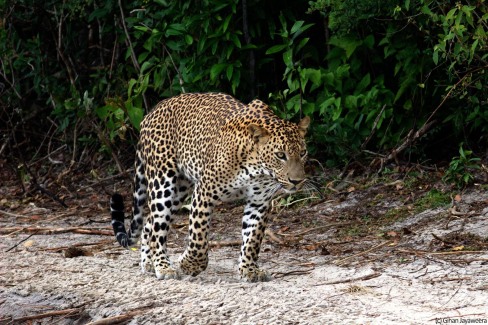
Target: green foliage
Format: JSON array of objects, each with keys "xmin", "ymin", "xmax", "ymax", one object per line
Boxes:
[
  {"xmin": 308, "ymin": 0, "xmax": 398, "ymax": 35},
  {"xmin": 265, "ymin": 0, "xmax": 488, "ymax": 166},
  {"xmin": 126, "ymin": 0, "xmax": 244, "ymax": 98},
  {"xmin": 1, "ymin": 0, "xmax": 487, "ymax": 168},
  {"xmin": 267, "ymin": 1, "xmax": 422, "ymax": 165},
  {"xmin": 399, "ymin": 1, "xmax": 488, "ymax": 136},
  {"xmin": 443, "ymin": 144, "xmax": 481, "ymax": 189}
]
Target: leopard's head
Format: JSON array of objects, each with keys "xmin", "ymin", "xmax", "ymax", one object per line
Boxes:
[{"xmin": 248, "ymin": 115, "xmax": 310, "ymax": 193}]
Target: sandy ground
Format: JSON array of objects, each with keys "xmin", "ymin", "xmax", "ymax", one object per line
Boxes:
[{"xmin": 1, "ymin": 186, "xmax": 487, "ymax": 324}]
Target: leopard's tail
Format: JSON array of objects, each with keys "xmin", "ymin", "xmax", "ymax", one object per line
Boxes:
[{"xmin": 110, "ymin": 193, "xmax": 135, "ymax": 248}]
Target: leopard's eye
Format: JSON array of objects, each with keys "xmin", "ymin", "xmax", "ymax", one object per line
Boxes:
[
  {"xmin": 299, "ymin": 149, "xmax": 307, "ymax": 157},
  {"xmin": 275, "ymin": 152, "xmax": 287, "ymax": 160}
]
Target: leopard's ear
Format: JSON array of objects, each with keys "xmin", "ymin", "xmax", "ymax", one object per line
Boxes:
[
  {"xmin": 248, "ymin": 124, "xmax": 269, "ymax": 145},
  {"xmin": 297, "ymin": 116, "xmax": 310, "ymax": 137}
]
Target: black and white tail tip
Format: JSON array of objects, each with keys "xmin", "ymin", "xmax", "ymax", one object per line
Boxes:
[{"xmin": 110, "ymin": 193, "xmax": 130, "ymax": 248}]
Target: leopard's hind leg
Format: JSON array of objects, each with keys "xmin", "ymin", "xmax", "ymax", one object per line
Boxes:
[
  {"xmin": 145, "ymin": 164, "xmax": 192, "ymax": 279},
  {"xmin": 128, "ymin": 149, "xmax": 154, "ymax": 273}
]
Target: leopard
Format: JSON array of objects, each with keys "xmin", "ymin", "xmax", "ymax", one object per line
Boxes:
[{"xmin": 110, "ymin": 92, "xmax": 311, "ymax": 282}]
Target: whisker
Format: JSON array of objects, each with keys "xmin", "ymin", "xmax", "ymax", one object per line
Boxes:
[{"xmin": 303, "ymin": 179, "xmax": 325, "ymax": 199}]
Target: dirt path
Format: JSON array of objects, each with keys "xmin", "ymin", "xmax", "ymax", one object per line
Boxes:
[{"xmin": 1, "ymin": 183, "xmax": 487, "ymax": 324}]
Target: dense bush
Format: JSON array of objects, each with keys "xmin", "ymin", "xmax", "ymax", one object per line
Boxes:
[
  {"xmin": 1, "ymin": 0, "xmax": 487, "ymax": 169},
  {"xmin": 268, "ymin": 0, "xmax": 488, "ymax": 165}
]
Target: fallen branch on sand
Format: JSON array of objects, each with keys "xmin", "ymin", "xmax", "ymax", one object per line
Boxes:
[
  {"xmin": 397, "ymin": 248, "xmax": 487, "ymax": 256},
  {"xmin": 86, "ymin": 311, "xmax": 143, "ymax": 325},
  {"xmin": 1, "ymin": 226, "xmax": 113, "ymax": 236},
  {"xmin": 314, "ymin": 272, "xmax": 381, "ymax": 286},
  {"xmin": 0, "ymin": 209, "xmax": 28, "ymax": 218},
  {"xmin": 37, "ymin": 239, "xmax": 115, "ymax": 252},
  {"xmin": 86, "ymin": 304, "xmax": 154, "ymax": 325},
  {"xmin": 209, "ymin": 240, "xmax": 241, "ymax": 248},
  {"xmin": 273, "ymin": 268, "xmax": 315, "ymax": 278},
  {"xmin": 11, "ymin": 308, "xmax": 82, "ymax": 323}
]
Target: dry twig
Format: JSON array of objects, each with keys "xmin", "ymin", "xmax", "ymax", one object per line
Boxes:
[
  {"xmin": 0, "ymin": 209, "xmax": 27, "ymax": 218},
  {"xmin": 361, "ymin": 104, "xmax": 386, "ymax": 150},
  {"xmin": 209, "ymin": 240, "xmax": 241, "ymax": 248},
  {"xmin": 314, "ymin": 272, "xmax": 381, "ymax": 286},
  {"xmin": 396, "ymin": 248, "xmax": 487, "ymax": 256},
  {"xmin": 273, "ymin": 268, "xmax": 315, "ymax": 278},
  {"xmin": 86, "ymin": 305, "xmax": 153, "ymax": 325},
  {"xmin": 11, "ymin": 308, "xmax": 82, "ymax": 323},
  {"xmin": 428, "ymin": 250, "xmax": 487, "ymax": 256},
  {"xmin": 5, "ymin": 231, "xmax": 39, "ymax": 252},
  {"xmin": 1, "ymin": 226, "xmax": 113, "ymax": 236},
  {"xmin": 37, "ymin": 239, "xmax": 114, "ymax": 252},
  {"xmin": 431, "ymin": 233, "xmax": 456, "ymax": 245},
  {"xmin": 333, "ymin": 240, "xmax": 393, "ymax": 266},
  {"xmin": 265, "ymin": 228, "xmax": 284, "ymax": 244}
]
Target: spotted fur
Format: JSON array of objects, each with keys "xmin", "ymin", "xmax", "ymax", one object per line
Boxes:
[{"xmin": 111, "ymin": 92, "xmax": 310, "ymax": 281}]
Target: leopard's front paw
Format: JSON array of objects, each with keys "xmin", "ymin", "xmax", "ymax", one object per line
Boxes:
[
  {"xmin": 178, "ymin": 252, "xmax": 208, "ymax": 276},
  {"xmin": 155, "ymin": 265, "xmax": 180, "ymax": 280},
  {"xmin": 239, "ymin": 265, "xmax": 271, "ymax": 282}
]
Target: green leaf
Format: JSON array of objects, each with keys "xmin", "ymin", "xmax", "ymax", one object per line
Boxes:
[
  {"xmin": 470, "ymin": 39, "xmax": 479, "ymax": 61},
  {"xmin": 303, "ymin": 68, "xmax": 321, "ymax": 87},
  {"xmin": 421, "ymin": 5, "xmax": 434, "ymax": 16},
  {"xmin": 231, "ymin": 69, "xmax": 240, "ymax": 94},
  {"xmin": 296, "ymin": 37, "xmax": 310, "ymax": 53},
  {"xmin": 140, "ymin": 61, "xmax": 152, "ymax": 74},
  {"xmin": 446, "ymin": 8, "xmax": 458, "ymax": 21},
  {"xmin": 137, "ymin": 52, "xmax": 150, "ymax": 64},
  {"xmin": 166, "ymin": 40, "xmax": 183, "ymax": 51},
  {"xmin": 291, "ymin": 21, "xmax": 305, "ymax": 34},
  {"xmin": 319, "ymin": 97, "xmax": 336, "ymax": 115},
  {"xmin": 332, "ymin": 99, "xmax": 342, "ymax": 121},
  {"xmin": 394, "ymin": 77, "xmax": 414, "ymax": 102},
  {"xmin": 291, "ymin": 23, "xmax": 314, "ymax": 40},
  {"xmin": 356, "ymin": 73, "xmax": 370, "ymax": 93},
  {"xmin": 134, "ymin": 25, "xmax": 150, "ymax": 33},
  {"xmin": 433, "ymin": 50, "xmax": 439, "ymax": 65},
  {"xmin": 230, "ymin": 34, "xmax": 241, "ymax": 48},
  {"xmin": 363, "ymin": 34, "xmax": 375, "ymax": 49},
  {"xmin": 126, "ymin": 104, "xmax": 144, "ymax": 131},
  {"xmin": 185, "ymin": 35, "xmax": 193, "ymax": 45},
  {"xmin": 226, "ymin": 64, "xmax": 234, "ymax": 81},
  {"xmin": 210, "ymin": 63, "xmax": 227, "ymax": 80},
  {"xmin": 211, "ymin": 41, "xmax": 218, "ymax": 55},
  {"xmin": 283, "ymin": 49, "xmax": 293, "ymax": 67},
  {"xmin": 266, "ymin": 44, "xmax": 287, "ymax": 55},
  {"xmin": 166, "ymin": 23, "xmax": 186, "ymax": 37},
  {"xmin": 139, "ymin": 74, "xmax": 149, "ymax": 94},
  {"xmin": 89, "ymin": 8, "xmax": 109, "ymax": 22},
  {"xmin": 96, "ymin": 105, "xmax": 110, "ymax": 120},
  {"xmin": 222, "ymin": 14, "xmax": 232, "ymax": 33},
  {"xmin": 329, "ymin": 36, "xmax": 362, "ymax": 58},
  {"xmin": 128, "ymin": 78, "xmax": 137, "ymax": 96},
  {"xmin": 345, "ymin": 95, "xmax": 358, "ymax": 109},
  {"xmin": 153, "ymin": 68, "xmax": 164, "ymax": 90}
]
